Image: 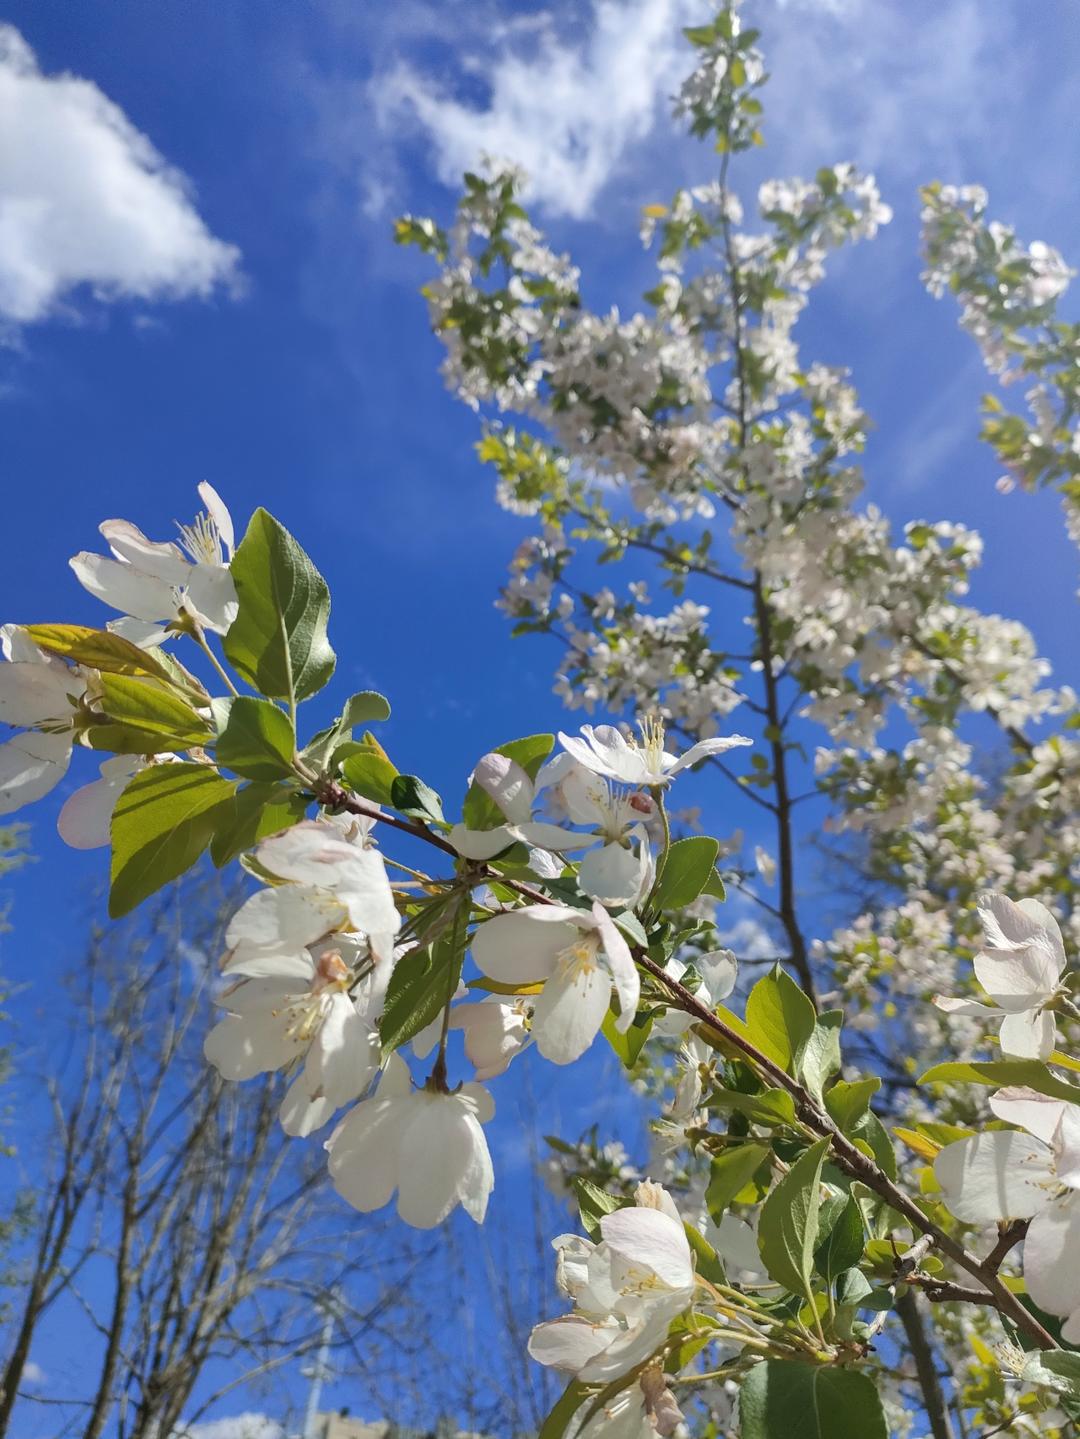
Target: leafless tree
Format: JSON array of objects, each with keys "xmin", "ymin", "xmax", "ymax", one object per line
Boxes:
[{"xmin": 0, "ymin": 876, "xmax": 427, "ymax": 1439}]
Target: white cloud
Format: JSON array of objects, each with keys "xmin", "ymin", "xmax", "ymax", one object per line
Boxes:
[
  {"xmin": 21, "ymin": 1360, "xmax": 46, "ymax": 1387},
  {"xmin": 0, "ymin": 25, "xmax": 240, "ymax": 329},
  {"xmin": 174, "ymin": 1414, "xmax": 283, "ymax": 1439},
  {"xmin": 372, "ymin": 0, "xmax": 703, "ymax": 219}
]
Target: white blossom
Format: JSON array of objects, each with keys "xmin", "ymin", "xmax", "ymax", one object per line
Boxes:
[
  {"xmin": 70, "ymin": 482, "xmax": 237, "ymax": 640},
  {"xmin": 326, "ymin": 1053, "xmax": 495, "ymax": 1228},
  {"xmin": 471, "ymin": 900, "xmax": 639, "ymax": 1065}
]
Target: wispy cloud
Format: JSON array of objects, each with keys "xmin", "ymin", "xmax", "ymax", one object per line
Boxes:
[
  {"xmin": 174, "ymin": 1414, "xmax": 283, "ymax": 1439},
  {"xmin": 0, "ymin": 25, "xmax": 241, "ymax": 333},
  {"xmin": 371, "ymin": 0, "xmax": 704, "ymax": 219}
]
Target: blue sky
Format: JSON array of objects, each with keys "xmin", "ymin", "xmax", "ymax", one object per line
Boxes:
[{"xmin": 2, "ymin": 0, "xmax": 1080, "ymax": 1430}]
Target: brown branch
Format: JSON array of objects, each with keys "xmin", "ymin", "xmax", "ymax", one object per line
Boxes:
[
  {"xmin": 636, "ymin": 952, "xmax": 1058, "ymax": 1350},
  {"xmin": 896, "ymin": 1289, "xmax": 956, "ymax": 1439}
]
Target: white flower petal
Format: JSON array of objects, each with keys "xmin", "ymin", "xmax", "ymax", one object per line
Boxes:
[
  {"xmin": 592, "ymin": 901, "xmax": 640, "ymax": 1033},
  {"xmin": 225, "ymin": 885, "xmax": 344, "ymax": 966},
  {"xmin": 203, "ymin": 1005, "xmax": 306, "ymax": 1081},
  {"xmin": 600, "ymin": 1207, "xmax": 693, "ymax": 1291},
  {"xmin": 198, "ymin": 481, "xmax": 235, "ymax": 555},
  {"xmin": 932, "ymin": 995, "xmax": 1003, "ymax": 1018},
  {"xmin": 0, "ymin": 730, "xmax": 72, "ymax": 814},
  {"xmin": 532, "ymin": 955, "xmax": 611, "ymax": 1065},
  {"xmin": 933, "ymin": 1131, "xmax": 1056, "ymax": 1224},
  {"xmin": 999, "ymin": 1007, "xmax": 1057, "ymax": 1060},
  {"xmin": 99, "ymin": 519, "xmax": 191, "ymax": 584},
  {"xmin": 578, "ymin": 841, "xmax": 648, "ymax": 907},
  {"xmin": 473, "ymin": 752, "xmax": 534, "ymax": 825},
  {"xmin": 280, "ymin": 998, "xmax": 379, "ymax": 1137},
  {"xmin": 1025, "ymin": 1197, "xmax": 1080, "ymax": 1325},
  {"xmin": 699, "ymin": 950, "xmax": 738, "ymax": 1004},
  {"xmin": 711, "ymin": 1212, "xmax": 765, "ymax": 1280},
  {"xmin": 559, "ymin": 725, "xmax": 639, "ymax": 785},
  {"xmin": 57, "ymin": 763, "xmax": 138, "ymax": 849},
  {"xmin": 448, "ymin": 822, "xmax": 516, "ymax": 861},
  {"xmin": 396, "ymin": 1090, "xmax": 494, "ymax": 1228},
  {"xmin": 668, "ymin": 734, "xmax": 753, "ymax": 776},
  {"xmin": 326, "ymin": 1058, "xmax": 412, "ymax": 1214},
  {"xmin": 450, "ymin": 998, "xmax": 531, "ymax": 1080},
  {"xmin": 577, "ymin": 1295, "xmax": 684, "ymax": 1383},
  {"xmin": 70, "ymin": 552, "xmax": 178, "ymax": 622},
  {"xmin": 185, "ymin": 563, "xmax": 238, "ymax": 634},
  {"xmin": 0, "ymin": 660, "xmax": 80, "ymax": 728},
  {"xmin": 527, "ymin": 1315, "xmax": 619, "ymax": 1373},
  {"xmin": 471, "ymin": 908, "xmax": 576, "ymax": 985},
  {"xmin": 975, "ymin": 945, "xmax": 1062, "ymax": 1013}
]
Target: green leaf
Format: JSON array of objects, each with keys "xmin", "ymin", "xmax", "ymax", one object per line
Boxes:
[
  {"xmin": 301, "ymin": 691, "xmax": 391, "ymax": 771},
  {"xmin": 538, "ymin": 1381, "xmax": 593, "ymax": 1439},
  {"xmin": 209, "ymin": 781, "xmax": 308, "ymax": 867},
  {"xmin": 852, "ymin": 1109, "xmax": 897, "ymax": 1180},
  {"xmin": 91, "ymin": 673, "xmax": 212, "ymax": 751},
  {"xmin": 813, "ymin": 1196, "xmax": 864, "ymax": 1281},
  {"xmin": 601, "ymin": 1009, "xmax": 652, "ymax": 1068},
  {"xmin": 223, "ymin": 507, "xmax": 335, "ymax": 704},
  {"xmin": 824, "ymin": 1077, "xmax": 880, "ymax": 1132},
  {"xmin": 919, "ymin": 1060, "xmax": 1080, "ymax": 1106},
  {"xmin": 745, "ymin": 967, "xmax": 817, "ymax": 1073},
  {"xmin": 739, "ymin": 1360, "xmax": 887, "ymax": 1439},
  {"xmin": 339, "ymin": 691, "xmax": 391, "ymax": 727},
  {"xmin": 683, "ymin": 1224, "xmax": 727, "ymax": 1288},
  {"xmin": 572, "ymin": 1178, "xmax": 624, "ymax": 1240},
  {"xmin": 652, "ymin": 836, "xmax": 720, "ymax": 911},
  {"xmin": 710, "ymin": 1087, "xmax": 796, "ymax": 1127},
  {"xmin": 22, "ymin": 623, "xmax": 201, "ymax": 696},
  {"xmin": 214, "ymin": 696, "xmax": 296, "ymax": 780},
  {"xmin": 798, "ymin": 1010, "xmax": 843, "ymax": 1102},
  {"xmin": 379, "ymin": 921, "xmax": 463, "ymax": 1056},
  {"xmin": 757, "ymin": 1137, "xmax": 830, "ymax": 1301},
  {"xmin": 1025, "ymin": 1351, "xmax": 1080, "ymax": 1403},
  {"xmin": 706, "ymin": 1143, "xmax": 771, "ymax": 1220},
  {"xmin": 460, "ymin": 733, "xmax": 555, "ymax": 831},
  {"xmin": 340, "ymin": 740, "xmax": 399, "ymax": 807},
  {"xmin": 109, "ymin": 762, "xmax": 237, "ymax": 917},
  {"xmin": 701, "ymin": 866, "xmax": 727, "ymax": 902},
  {"xmin": 390, "ymin": 773, "xmax": 445, "ymax": 824}
]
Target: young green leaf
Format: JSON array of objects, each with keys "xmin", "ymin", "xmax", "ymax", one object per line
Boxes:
[
  {"xmin": 571, "ymin": 1178, "xmax": 625, "ymax": 1240},
  {"xmin": 214, "ymin": 696, "xmax": 296, "ymax": 780},
  {"xmin": 756, "ymin": 1137, "xmax": 830, "ymax": 1301},
  {"xmin": 390, "ymin": 773, "xmax": 445, "ymax": 824},
  {"xmin": 919, "ymin": 1059, "xmax": 1080, "ymax": 1106},
  {"xmin": 22, "ymin": 623, "xmax": 201, "ymax": 697},
  {"xmin": 701, "ymin": 866, "xmax": 727, "ymax": 902},
  {"xmin": 223, "ymin": 507, "xmax": 335, "ymax": 704},
  {"xmin": 824, "ymin": 1077, "xmax": 881, "ymax": 1132},
  {"xmin": 813, "ymin": 1195, "xmax": 865, "ymax": 1282},
  {"xmin": 601, "ymin": 1009, "xmax": 652, "ymax": 1069},
  {"xmin": 340, "ymin": 741, "xmax": 399, "ymax": 807},
  {"xmin": 301, "ymin": 691, "xmax": 391, "ymax": 770},
  {"xmin": 651, "ymin": 836, "xmax": 720, "ymax": 911},
  {"xmin": 745, "ymin": 966, "xmax": 816, "ymax": 1073},
  {"xmin": 706, "ymin": 1142, "xmax": 771, "ymax": 1220},
  {"xmin": 109, "ymin": 763, "xmax": 237, "ymax": 917},
  {"xmin": 92, "ymin": 674, "xmax": 212, "ymax": 751},
  {"xmin": 379, "ymin": 922, "xmax": 464, "ymax": 1057},
  {"xmin": 798, "ymin": 1010, "xmax": 843, "ymax": 1101},
  {"xmin": 709, "ymin": 1087, "xmax": 797, "ymax": 1127},
  {"xmin": 739, "ymin": 1360, "xmax": 887, "ymax": 1439},
  {"xmin": 209, "ymin": 781, "xmax": 308, "ymax": 867}
]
